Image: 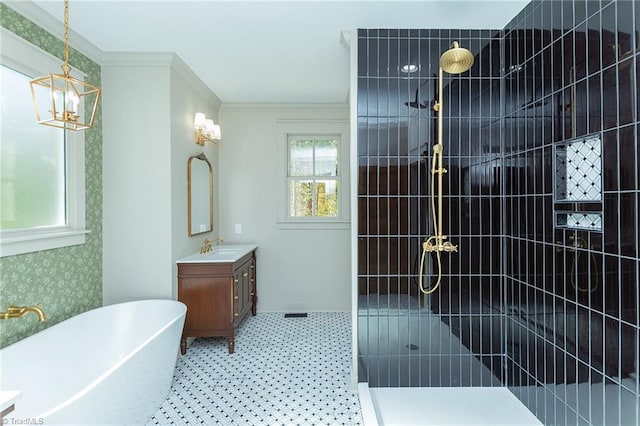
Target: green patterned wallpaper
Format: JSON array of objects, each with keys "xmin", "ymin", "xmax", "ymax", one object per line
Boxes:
[{"xmin": 0, "ymin": 4, "xmax": 102, "ymax": 348}]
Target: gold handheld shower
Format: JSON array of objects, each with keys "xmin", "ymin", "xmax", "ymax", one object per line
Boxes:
[{"xmin": 419, "ymin": 41, "xmax": 474, "ymax": 295}]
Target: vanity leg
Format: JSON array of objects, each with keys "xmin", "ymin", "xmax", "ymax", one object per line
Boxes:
[
  {"xmin": 252, "ymin": 296, "xmax": 257, "ymax": 316},
  {"xmin": 180, "ymin": 336, "xmax": 187, "ymax": 355},
  {"xmin": 227, "ymin": 336, "xmax": 235, "ymax": 354}
]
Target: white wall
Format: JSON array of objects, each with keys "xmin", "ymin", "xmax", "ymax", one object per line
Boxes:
[
  {"xmin": 169, "ymin": 62, "xmax": 221, "ymax": 299},
  {"xmin": 218, "ymin": 104, "xmax": 351, "ymax": 312},
  {"xmin": 102, "ymin": 58, "xmax": 349, "ymax": 311},
  {"xmin": 102, "ymin": 53, "xmax": 220, "ymax": 305}
]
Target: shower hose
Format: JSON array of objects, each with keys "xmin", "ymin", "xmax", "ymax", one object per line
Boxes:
[
  {"xmin": 418, "ymin": 147, "xmax": 443, "ymax": 295},
  {"xmin": 569, "ymin": 239, "xmax": 599, "ymax": 293}
]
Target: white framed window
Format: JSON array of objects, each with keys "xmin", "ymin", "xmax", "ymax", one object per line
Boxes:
[
  {"xmin": 0, "ymin": 28, "xmax": 87, "ymax": 257},
  {"xmin": 277, "ymin": 120, "xmax": 349, "ymax": 229},
  {"xmin": 288, "ymin": 136, "xmax": 340, "ymax": 218}
]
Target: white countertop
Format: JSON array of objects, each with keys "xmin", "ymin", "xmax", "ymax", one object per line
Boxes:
[
  {"xmin": 177, "ymin": 244, "xmax": 257, "ymax": 264},
  {"xmin": 0, "ymin": 390, "xmax": 22, "ymax": 415}
]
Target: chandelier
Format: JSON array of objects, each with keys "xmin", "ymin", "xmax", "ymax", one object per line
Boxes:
[{"xmin": 29, "ymin": 0, "xmax": 100, "ymax": 131}]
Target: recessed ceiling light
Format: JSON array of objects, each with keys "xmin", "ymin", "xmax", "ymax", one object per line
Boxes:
[{"xmin": 400, "ymin": 64, "xmax": 419, "ymax": 73}]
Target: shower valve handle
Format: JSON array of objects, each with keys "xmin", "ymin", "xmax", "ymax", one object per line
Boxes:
[
  {"xmin": 442, "ymin": 242, "xmax": 458, "ymax": 252},
  {"xmin": 423, "ymin": 238, "xmax": 457, "ymax": 253}
]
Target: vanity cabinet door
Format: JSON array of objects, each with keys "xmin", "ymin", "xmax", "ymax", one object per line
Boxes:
[
  {"xmin": 178, "ymin": 275, "xmax": 232, "ymax": 332},
  {"xmin": 233, "ymin": 259, "xmax": 253, "ymax": 326}
]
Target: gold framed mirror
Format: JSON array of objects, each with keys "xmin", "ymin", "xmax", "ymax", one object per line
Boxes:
[{"xmin": 187, "ymin": 152, "xmax": 213, "ymax": 237}]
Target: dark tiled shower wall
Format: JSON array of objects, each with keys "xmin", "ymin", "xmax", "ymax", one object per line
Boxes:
[
  {"xmin": 357, "ymin": 30, "xmax": 505, "ymax": 387},
  {"xmin": 356, "ymin": 2, "xmax": 639, "ymax": 423},
  {"xmin": 502, "ymin": 1, "xmax": 639, "ymax": 425}
]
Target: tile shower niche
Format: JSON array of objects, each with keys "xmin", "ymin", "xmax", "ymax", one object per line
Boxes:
[{"xmin": 554, "ymin": 134, "xmax": 603, "ymax": 231}]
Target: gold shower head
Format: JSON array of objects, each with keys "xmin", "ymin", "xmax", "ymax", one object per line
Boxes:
[{"xmin": 439, "ymin": 41, "xmax": 474, "ymax": 74}]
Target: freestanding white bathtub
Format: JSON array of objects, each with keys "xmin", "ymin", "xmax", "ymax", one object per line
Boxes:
[{"xmin": 0, "ymin": 299, "xmax": 186, "ymax": 425}]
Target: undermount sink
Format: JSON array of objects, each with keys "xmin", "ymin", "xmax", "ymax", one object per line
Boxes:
[{"xmin": 213, "ymin": 248, "xmax": 242, "ymax": 254}]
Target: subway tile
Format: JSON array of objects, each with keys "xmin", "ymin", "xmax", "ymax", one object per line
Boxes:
[
  {"xmin": 575, "ymin": 79, "xmax": 589, "ymax": 136},
  {"xmin": 604, "ymin": 255, "xmax": 622, "ymax": 320},
  {"xmin": 619, "ymin": 257, "xmax": 638, "ymax": 323},
  {"xmin": 616, "ymin": 1, "xmax": 635, "ymax": 54},
  {"xmin": 618, "ymin": 57, "xmax": 637, "ymax": 127},
  {"xmin": 586, "ymin": 12, "xmax": 602, "ymax": 76},
  {"xmin": 560, "ymin": 0, "xmax": 574, "ymax": 32},
  {"xmin": 619, "ymin": 191, "xmax": 638, "ymax": 257},
  {"xmin": 358, "ymin": 38, "xmax": 369, "ymax": 77},
  {"xmin": 587, "ymin": 72, "xmax": 603, "ymax": 133},
  {"xmin": 600, "ymin": 2, "xmax": 617, "ymax": 69},
  {"xmin": 575, "ymin": 22, "xmax": 589, "ymax": 81},
  {"xmin": 575, "ymin": 0, "xmax": 587, "ymax": 26},
  {"xmin": 601, "ymin": 128, "xmax": 618, "ymax": 191},
  {"xmin": 585, "ymin": 1, "xmax": 600, "ymax": 20},
  {"xmin": 603, "ymin": 193, "xmax": 620, "ymax": 253}
]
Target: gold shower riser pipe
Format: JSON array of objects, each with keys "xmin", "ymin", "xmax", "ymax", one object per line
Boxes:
[
  {"xmin": 437, "ymin": 66, "xmax": 444, "ymax": 245},
  {"xmin": 426, "ymin": 66, "xmax": 455, "ymax": 252}
]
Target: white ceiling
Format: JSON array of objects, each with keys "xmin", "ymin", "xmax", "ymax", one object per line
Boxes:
[{"xmin": 15, "ymin": 0, "xmax": 530, "ymax": 103}]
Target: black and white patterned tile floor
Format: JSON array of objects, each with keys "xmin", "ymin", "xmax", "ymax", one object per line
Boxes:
[{"xmin": 147, "ymin": 312, "xmax": 363, "ymax": 425}]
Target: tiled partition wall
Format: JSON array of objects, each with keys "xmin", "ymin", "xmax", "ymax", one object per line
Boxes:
[
  {"xmin": 357, "ymin": 30, "xmax": 505, "ymax": 387},
  {"xmin": 502, "ymin": 1, "xmax": 639, "ymax": 425}
]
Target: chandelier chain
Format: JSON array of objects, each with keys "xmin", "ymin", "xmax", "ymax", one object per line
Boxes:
[{"xmin": 62, "ymin": 0, "xmax": 70, "ymax": 75}]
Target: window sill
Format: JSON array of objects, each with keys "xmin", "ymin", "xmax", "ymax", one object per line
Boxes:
[
  {"xmin": 276, "ymin": 220, "xmax": 350, "ymax": 230},
  {"xmin": 0, "ymin": 228, "xmax": 90, "ymax": 257}
]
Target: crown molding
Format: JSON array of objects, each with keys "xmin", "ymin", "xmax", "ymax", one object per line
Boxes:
[
  {"xmin": 102, "ymin": 51, "xmax": 221, "ymax": 108},
  {"xmin": 3, "ymin": 0, "xmax": 104, "ymax": 64},
  {"xmin": 220, "ymin": 103, "xmax": 348, "ymax": 111},
  {"xmin": 101, "ymin": 51, "xmax": 176, "ymax": 67},
  {"xmin": 170, "ymin": 53, "xmax": 221, "ymax": 109}
]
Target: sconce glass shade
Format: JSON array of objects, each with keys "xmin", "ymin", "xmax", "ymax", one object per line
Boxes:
[
  {"xmin": 194, "ymin": 112, "xmax": 207, "ymax": 129},
  {"xmin": 211, "ymin": 124, "xmax": 221, "ymax": 140},
  {"xmin": 204, "ymin": 118, "xmax": 215, "ymax": 134},
  {"xmin": 30, "ymin": 68, "xmax": 101, "ymax": 131}
]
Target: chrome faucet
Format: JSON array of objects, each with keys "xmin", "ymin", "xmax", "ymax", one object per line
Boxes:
[{"xmin": 0, "ymin": 305, "xmax": 46, "ymax": 321}]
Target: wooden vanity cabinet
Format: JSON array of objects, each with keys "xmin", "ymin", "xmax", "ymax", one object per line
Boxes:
[{"xmin": 178, "ymin": 250, "xmax": 257, "ymax": 354}]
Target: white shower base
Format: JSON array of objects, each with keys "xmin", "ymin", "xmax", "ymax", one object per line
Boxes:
[{"xmin": 358, "ymin": 383, "xmax": 542, "ymax": 426}]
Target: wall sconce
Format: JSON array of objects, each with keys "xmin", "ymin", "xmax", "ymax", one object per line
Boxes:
[{"xmin": 193, "ymin": 112, "xmax": 221, "ymax": 145}]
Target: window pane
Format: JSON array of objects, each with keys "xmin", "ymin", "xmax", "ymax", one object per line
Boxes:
[
  {"xmin": 1, "ymin": 65, "xmax": 65, "ymax": 230},
  {"xmin": 315, "ymin": 139, "xmax": 338, "ymax": 177},
  {"xmin": 289, "ymin": 180, "xmax": 314, "ymax": 217},
  {"xmin": 316, "ymin": 179, "xmax": 338, "ymax": 217},
  {"xmin": 289, "ymin": 139, "xmax": 314, "ymax": 176}
]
